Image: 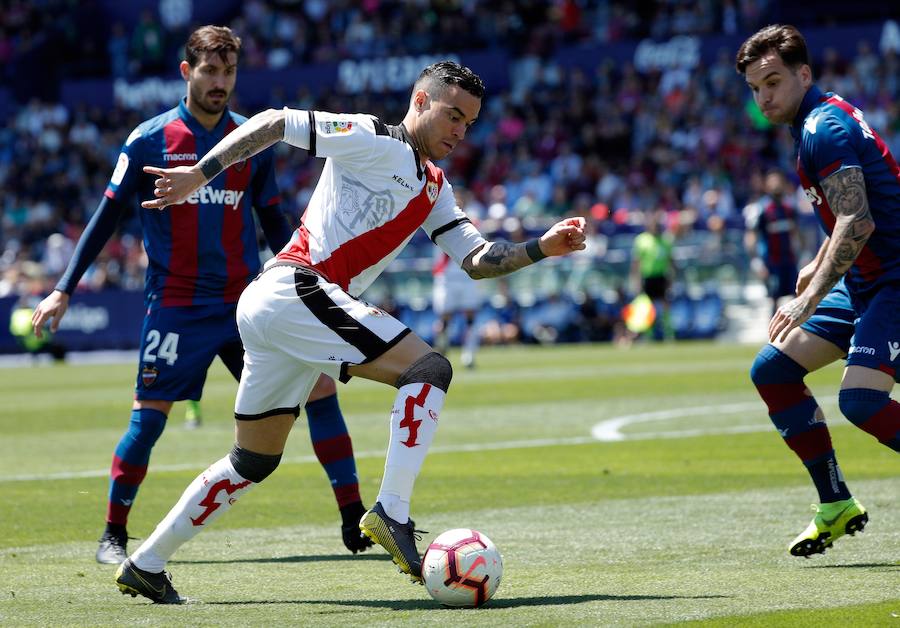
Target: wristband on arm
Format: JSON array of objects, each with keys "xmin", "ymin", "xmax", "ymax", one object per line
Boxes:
[{"xmin": 525, "ymin": 238, "xmax": 547, "ymax": 263}]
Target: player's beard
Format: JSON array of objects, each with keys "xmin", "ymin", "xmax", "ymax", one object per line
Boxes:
[{"xmin": 190, "ymin": 83, "xmax": 230, "ymax": 116}]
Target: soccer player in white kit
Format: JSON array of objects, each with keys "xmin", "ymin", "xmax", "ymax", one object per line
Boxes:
[
  {"xmin": 433, "ymin": 249, "xmax": 483, "ymax": 367},
  {"xmin": 115, "ymin": 61, "xmax": 586, "ymax": 603}
]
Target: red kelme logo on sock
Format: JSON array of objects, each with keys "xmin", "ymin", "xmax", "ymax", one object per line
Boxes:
[
  {"xmin": 400, "ymin": 384, "xmax": 431, "ymax": 448},
  {"xmin": 191, "ymin": 478, "xmax": 252, "ymax": 526}
]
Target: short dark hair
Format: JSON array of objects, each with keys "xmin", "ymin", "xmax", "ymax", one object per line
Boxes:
[
  {"xmin": 414, "ymin": 61, "xmax": 485, "ymax": 100},
  {"xmin": 735, "ymin": 24, "xmax": 810, "ymax": 75},
  {"xmin": 185, "ymin": 25, "xmax": 242, "ymax": 67}
]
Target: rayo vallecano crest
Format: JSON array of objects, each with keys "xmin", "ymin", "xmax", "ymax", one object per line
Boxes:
[
  {"xmin": 336, "ymin": 174, "xmax": 395, "ymax": 235},
  {"xmin": 426, "ymin": 181, "xmax": 439, "ymax": 203}
]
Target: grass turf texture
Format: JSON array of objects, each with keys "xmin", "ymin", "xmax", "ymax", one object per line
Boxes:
[{"xmin": 1, "ymin": 342, "xmax": 897, "ymax": 626}]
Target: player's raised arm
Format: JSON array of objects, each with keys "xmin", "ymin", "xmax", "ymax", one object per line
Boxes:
[
  {"xmin": 141, "ymin": 108, "xmax": 287, "ymax": 210},
  {"xmin": 462, "ymin": 217, "xmax": 586, "ymax": 280},
  {"xmin": 769, "ymin": 167, "xmax": 874, "ymax": 341}
]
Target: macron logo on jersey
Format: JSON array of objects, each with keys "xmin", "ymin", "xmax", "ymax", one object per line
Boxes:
[
  {"xmin": 184, "ymin": 186, "xmax": 245, "ymax": 210},
  {"xmin": 164, "ymin": 152, "xmax": 198, "ymax": 162}
]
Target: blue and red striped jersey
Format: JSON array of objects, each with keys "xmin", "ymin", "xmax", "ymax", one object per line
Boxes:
[
  {"xmin": 105, "ymin": 99, "xmax": 281, "ymax": 307},
  {"xmin": 755, "ymin": 198, "xmax": 797, "ymax": 268},
  {"xmin": 792, "ymin": 85, "xmax": 900, "ymax": 297}
]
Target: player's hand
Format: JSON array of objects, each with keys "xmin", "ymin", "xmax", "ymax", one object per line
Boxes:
[
  {"xmin": 31, "ymin": 290, "xmax": 69, "ymax": 339},
  {"xmin": 141, "ymin": 165, "xmax": 207, "ymax": 210},
  {"xmin": 539, "ymin": 217, "xmax": 587, "ymax": 257},
  {"xmin": 795, "ymin": 259, "xmax": 818, "ymax": 295},
  {"xmin": 768, "ymin": 294, "xmax": 818, "ymax": 343}
]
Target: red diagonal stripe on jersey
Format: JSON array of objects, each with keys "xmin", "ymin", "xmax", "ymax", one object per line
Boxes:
[
  {"xmin": 279, "ymin": 165, "xmax": 443, "ymax": 290},
  {"xmin": 162, "ymin": 118, "xmax": 199, "ymax": 306},
  {"xmin": 222, "ymin": 117, "xmax": 253, "ymax": 302}
]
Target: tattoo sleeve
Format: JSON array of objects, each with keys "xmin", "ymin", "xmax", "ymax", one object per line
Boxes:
[
  {"xmin": 196, "ymin": 109, "xmax": 285, "ymax": 182},
  {"xmin": 805, "ymin": 166, "xmax": 875, "ymax": 299},
  {"xmin": 462, "ymin": 241, "xmax": 535, "ymax": 279}
]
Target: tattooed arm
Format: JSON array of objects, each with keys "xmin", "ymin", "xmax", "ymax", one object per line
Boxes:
[
  {"xmin": 805, "ymin": 167, "xmax": 875, "ymax": 297},
  {"xmin": 141, "ymin": 109, "xmax": 286, "ymax": 210},
  {"xmin": 462, "ymin": 217, "xmax": 587, "ymax": 279},
  {"xmin": 769, "ymin": 166, "xmax": 875, "ymax": 342}
]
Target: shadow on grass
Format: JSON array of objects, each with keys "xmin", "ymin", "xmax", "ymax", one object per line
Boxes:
[
  {"xmin": 804, "ymin": 562, "xmax": 899, "ymax": 571},
  {"xmin": 173, "ymin": 553, "xmax": 393, "ymax": 565},
  {"xmin": 204, "ymin": 593, "xmax": 730, "ymax": 609}
]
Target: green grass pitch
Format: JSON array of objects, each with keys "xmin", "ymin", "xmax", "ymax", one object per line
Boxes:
[{"xmin": 1, "ymin": 342, "xmax": 897, "ymax": 626}]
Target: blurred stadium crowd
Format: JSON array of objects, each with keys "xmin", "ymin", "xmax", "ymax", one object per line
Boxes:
[{"xmin": 1, "ymin": 1, "xmax": 899, "ymax": 344}]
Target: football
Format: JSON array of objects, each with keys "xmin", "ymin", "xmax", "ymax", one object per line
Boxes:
[{"xmin": 422, "ymin": 528, "xmax": 503, "ymax": 607}]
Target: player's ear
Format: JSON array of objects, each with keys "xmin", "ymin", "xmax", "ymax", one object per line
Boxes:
[
  {"xmin": 798, "ymin": 63, "xmax": 812, "ymax": 89},
  {"xmin": 179, "ymin": 60, "xmax": 191, "ymax": 82},
  {"xmin": 413, "ymin": 89, "xmax": 428, "ymax": 113}
]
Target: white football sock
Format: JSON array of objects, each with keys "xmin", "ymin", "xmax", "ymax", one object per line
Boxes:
[
  {"xmin": 377, "ymin": 382, "xmax": 445, "ymax": 524},
  {"xmin": 130, "ymin": 454, "xmax": 255, "ymax": 573}
]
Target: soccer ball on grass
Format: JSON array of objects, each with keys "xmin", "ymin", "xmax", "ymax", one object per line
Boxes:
[{"xmin": 422, "ymin": 528, "xmax": 502, "ymax": 607}]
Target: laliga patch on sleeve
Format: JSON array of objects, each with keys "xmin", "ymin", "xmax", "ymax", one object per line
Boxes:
[
  {"xmin": 317, "ymin": 119, "xmax": 355, "ymax": 135},
  {"xmin": 110, "ymin": 152, "xmax": 129, "ymax": 186}
]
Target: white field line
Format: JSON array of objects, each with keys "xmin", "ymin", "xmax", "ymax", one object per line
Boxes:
[{"xmin": 2, "ymin": 396, "xmax": 839, "ymax": 483}]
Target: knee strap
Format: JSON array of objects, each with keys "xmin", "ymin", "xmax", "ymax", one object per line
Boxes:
[
  {"xmin": 396, "ymin": 351, "xmax": 453, "ymax": 392},
  {"xmin": 229, "ymin": 445, "xmax": 281, "ymax": 483}
]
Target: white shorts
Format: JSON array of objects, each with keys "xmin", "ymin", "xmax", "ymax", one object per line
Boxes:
[
  {"xmin": 433, "ymin": 276, "xmax": 483, "ymax": 315},
  {"xmin": 234, "ymin": 264, "xmax": 409, "ymax": 419}
]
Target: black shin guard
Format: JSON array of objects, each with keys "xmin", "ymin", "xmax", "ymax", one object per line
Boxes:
[
  {"xmin": 395, "ymin": 351, "xmax": 453, "ymax": 392},
  {"xmin": 229, "ymin": 445, "xmax": 282, "ymax": 483}
]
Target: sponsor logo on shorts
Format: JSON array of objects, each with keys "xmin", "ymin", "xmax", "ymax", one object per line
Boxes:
[
  {"xmin": 141, "ymin": 364, "xmax": 159, "ymax": 387},
  {"xmin": 889, "ymin": 341, "xmax": 900, "ymax": 362},
  {"xmin": 848, "ymin": 345, "xmax": 875, "ymax": 356}
]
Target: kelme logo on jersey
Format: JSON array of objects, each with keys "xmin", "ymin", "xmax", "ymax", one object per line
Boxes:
[
  {"xmin": 183, "ymin": 186, "xmax": 245, "ymax": 210},
  {"xmin": 318, "ymin": 120, "xmax": 354, "ymax": 135}
]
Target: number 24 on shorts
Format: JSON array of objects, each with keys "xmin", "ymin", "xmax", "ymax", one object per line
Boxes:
[{"xmin": 142, "ymin": 330, "xmax": 180, "ymax": 365}]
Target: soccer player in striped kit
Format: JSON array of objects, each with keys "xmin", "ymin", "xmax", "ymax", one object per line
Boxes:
[
  {"xmin": 31, "ymin": 26, "xmax": 372, "ymax": 565},
  {"xmin": 114, "ymin": 60, "xmax": 586, "ymax": 603},
  {"xmin": 740, "ymin": 25, "xmax": 900, "ymax": 557},
  {"xmin": 745, "ymin": 170, "xmax": 802, "ymax": 316}
]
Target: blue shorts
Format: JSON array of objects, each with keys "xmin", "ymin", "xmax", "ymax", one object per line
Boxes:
[
  {"xmin": 766, "ymin": 263, "xmax": 798, "ymax": 299},
  {"xmin": 801, "ymin": 280, "xmax": 900, "ymax": 381},
  {"xmin": 135, "ymin": 303, "xmax": 244, "ymax": 401}
]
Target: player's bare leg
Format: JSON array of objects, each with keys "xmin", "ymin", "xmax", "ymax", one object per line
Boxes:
[{"xmin": 119, "ymin": 413, "xmax": 294, "ymax": 602}]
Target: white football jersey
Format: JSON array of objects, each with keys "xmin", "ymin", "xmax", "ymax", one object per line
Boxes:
[{"xmin": 276, "ymin": 108, "xmax": 486, "ymax": 297}]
